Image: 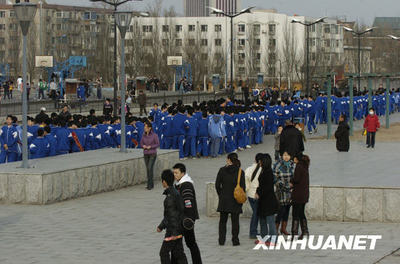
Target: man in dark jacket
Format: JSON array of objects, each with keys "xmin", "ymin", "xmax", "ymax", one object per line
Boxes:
[
  {"xmin": 173, "ymin": 163, "xmax": 202, "ymax": 264},
  {"xmin": 138, "ymin": 90, "xmax": 147, "ymax": 116},
  {"xmin": 158, "ymin": 170, "xmax": 188, "ymax": 264},
  {"xmin": 334, "ymin": 114, "xmax": 350, "ymax": 152},
  {"xmin": 279, "ymin": 120, "xmax": 304, "ymax": 157}
]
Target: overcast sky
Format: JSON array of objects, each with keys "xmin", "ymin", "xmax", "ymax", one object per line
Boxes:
[{"xmin": 48, "ymin": 0, "xmax": 400, "ymax": 25}]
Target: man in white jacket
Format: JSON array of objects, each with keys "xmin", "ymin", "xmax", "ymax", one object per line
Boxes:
[{"xmin": 245, "ymin": 153, "xmax": 264, "ymax": 239}]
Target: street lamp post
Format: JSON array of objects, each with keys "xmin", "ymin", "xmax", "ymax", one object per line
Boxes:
[
  {"xmin": 343, "ymin": 26, "xmax": 375, "ymax": 93},
  {"xmin": 291, "ymin": 17, "xmax": 326, "ymax": 97},
  {"xmin": 90, "ymin": 0, "xmax": 142, "ymax": 116},
  {"xmin": 208, "ymin": 6, "xmax": 255, "ymax": 100},
  {"xmin": 13, "ymin": 1, "xmax": 37, "ymax": 169},
  {"xmin": 115, "ymin": 11, "xmax": 133, "ymax": 153}
]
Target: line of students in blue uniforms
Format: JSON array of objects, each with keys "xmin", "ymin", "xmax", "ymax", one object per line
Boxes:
[{"xmin": 1, "ymin": 91, "xmax": 399, "ymax": 164}]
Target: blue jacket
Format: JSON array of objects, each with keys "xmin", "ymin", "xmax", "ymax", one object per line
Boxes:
[
  {"xmin": 173, "ymin": 113, "xmax": 187, "ymax": 136},
  {"xmin": 184, "ymin": 116, "xmax": 198, "ymax": 137},
  {"xmin": 45, "ymin": 134, "xmax": 57, "ymax": 156},
  {"xmin": 55, "ymin": 127, "xmax": 71, "ymax": 154},
  {"xmin": 29, "ymin": 137, "xmax": 50, "ymax": 159},
  {"xmin": 27, "ymin": 125, "xmax": 39, "ymax": 145},
  {"xmin": 0, "ymin": 125, "xmax": 19, "ymax": 152},
  {"xmin": 208, "ymin": 115, "xmax": 226, "ymax": 138},
  {"xmin": 197, "ymin": 118, "xmax": 209, "ymax": 137}
]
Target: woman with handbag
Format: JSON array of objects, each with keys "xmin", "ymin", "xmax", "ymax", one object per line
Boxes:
[
  {"xmin": 140, "ymin": 121, "xmax": 160, "ymax": 190},
  {"xmin": 255, "ymin": 154, "xmax": 279, "ymax": 245},
  {"xmin": 215, "ymin": 153, "xmax": 246, "ymax": 246}
]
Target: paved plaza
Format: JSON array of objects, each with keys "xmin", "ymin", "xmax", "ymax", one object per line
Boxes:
[{"xmin": 0, "ymin": 115, "xmax": 400, "ymax": 263}]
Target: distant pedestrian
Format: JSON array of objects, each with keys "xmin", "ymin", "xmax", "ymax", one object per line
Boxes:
[
  {"xmin": 138, "ymin": 90, "xmax": 147, "ymax": 116},
  {"xmin": 215, "ymin": 153, "xmax": 245, "ymax": 246},
  {"xmin": 38, "ymin": 79, "xmax": 46, "ymax": 100},
  {"xmin": 290, "ymin": 153, "xmax": 310, "ymax": 240},
  {"xmin": 173, "ymin": 163, "xmax": 202, "ymax": 264},
  {"xmin": 158, "ymin": 169, "xmax": 188, "ymax": 264},
  {"xmin": 363, "ymin": 108, "xmax": 380, "ymax": 149},
  {"xmin": 335, "ymin": 114, "xmax": 350, "ymax": 152},
  {"xmin": 140, "ymin": 121, "xmax": 159, "ymax": 190},
  {"xmin": 103, "ymin": 98, "xmax": 113, "ymax": 116},
  {"xmin": 274, "ymin": 126, "xmax": 283, "ymax": 161}
]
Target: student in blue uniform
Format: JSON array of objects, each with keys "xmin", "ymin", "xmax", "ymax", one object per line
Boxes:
[
  {"xmin": 197, "ymin": 111, "xmax": 209, "ymax": 157},
  {"xmin": 0, "ymin": 115, "xmax": 19, "ymax": 163},
  {"xmin": 172, "ymin": 106, "xmax": 187, "ymax": 160},
  {"xmin": 44, "ymin": 126, "xmax": 57, "ymax": 157},
  {"xmin": 306, "ymin": 96, "xmax": 317, "ymax": 134},
  {"xmin": 29, "ymin": 128, "xmax": 50, "ymax": 159},
  {"xmin": 55, "ymin": 119, "xmax": 72, "ymax": 155},
  {"xmin": 184, "ymin": 107, "xmax": 198, "ymax": 158},
  {"xmin": 69, "ymin": 121, "xmax": 87, "ymax": 152}
]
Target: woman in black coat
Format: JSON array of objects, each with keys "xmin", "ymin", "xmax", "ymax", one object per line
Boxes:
[
  {"xmin": 290, "ymin": 153, "xmax": 310, "ymax": 240},
  {"xmin": 335, "ymin": 114, "xmax": 350, "ymax": 152},
  {"xmin": 215, "ymin": 153, "xmax": 245, "ymax": 246},
  {"xmin": 255, "ymin": 154, "xmax": 279, "ymax": 245}
]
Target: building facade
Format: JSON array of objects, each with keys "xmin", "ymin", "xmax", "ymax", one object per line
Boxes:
[{"xmin": 184, "ymin": 0, "xmax": 242, "ymax": 17}]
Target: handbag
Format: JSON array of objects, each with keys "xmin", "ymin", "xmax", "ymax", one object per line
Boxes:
[
  {"xmin": 234, "ymin": 168, "xmax": 247, "ymax": 204},
  {"xmin": 362, "ymin": 129, "xmax": 367, "ymax": 136}
]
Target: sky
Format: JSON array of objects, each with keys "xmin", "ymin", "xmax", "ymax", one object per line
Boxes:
[{"xmin": 47, "ymin": 0, "xmax": 400, "ymax": 25}]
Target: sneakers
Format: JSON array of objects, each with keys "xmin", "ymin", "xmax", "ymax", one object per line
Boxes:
[
  {"xmin": 238, "ymin": 147, "xmax": 244, "ymax": 151},
  {"xmin": 309, "ymin": 131, "xmax": 313, "ymax": 135},
  {"xmin": 314, "ymin": 128, "xmax": 318, "ymax": 133},
  {"xmin": 246, "ymin": 145, "xmax": 252, "ymax": 149}
]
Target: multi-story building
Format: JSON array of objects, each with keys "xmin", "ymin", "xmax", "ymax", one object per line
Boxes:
[
  {"xmin": 184, "ymin": 0, "xmax": 241, "ymax": 17},
  {"xmin": 0, "ymin": 0, "xmax": 113, "ymax": 82},
  {"xmin": 123, "ymin": 10, "xmax": 344, "ymax": 89}
]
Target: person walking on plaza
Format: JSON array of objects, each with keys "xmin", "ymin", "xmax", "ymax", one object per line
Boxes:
[
  {"xmin": 138, "ymin": 90, "xmax": 147, "ymax": 116},
  {"xmin": 215, "ymin": 153, "xmax": 245, "ymax": 246},
  {"xmin": 140, "ymin": 121, "xmax": 159, "ymax": 190},
  {"xmin": 363, "ymin": 108, "xmax": 380, "ymax": 149},
  {"xmin": 38, "ymin": 79, "xmax": 46, "ymax": 100},
  {"xmin": 273, "ymin": 151, "xmax": 295, "ymax": 236},
  {"xmin": 255, "ymin": 154, "xmax": 279, "ymax": 245},
  {"xmin": 173, "ymin": 163, "xmax": 202, "ymax": 264},
  {"xmin": 245, "ymin": 153, "xmax": 263, "ymax": 239},
  {"xmin": 290, "ymin": 153, "xmax": 310, "ymax": 240},
  {"xmin": 157, "ymin": 170, "xmax": 188, "ymax": 264},
  {"xmin": 208, "ymin": 109, "xmax": 226, "ymax": 158},
  {"xmin": 335, "ymin": 114, "xmax": 350, "ymax": 152},
  {"xmin": 0, "ymin": 115, "xmax": 19, "ymax": 163}
]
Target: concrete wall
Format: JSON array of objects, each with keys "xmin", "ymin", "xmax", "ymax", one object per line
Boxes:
[
  {"xmin": 0, "ymin": 149, "xmax": 178, "ymax": 205},
  {"xmin": 206, "ymin": 183, "xmax": 400, "ymax": 223}
]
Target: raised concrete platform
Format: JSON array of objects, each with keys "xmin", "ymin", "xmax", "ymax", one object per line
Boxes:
[
  {"xmin": 206, "ymin": 183, "xmax": 400, "ymax": 223},
  {"xmin": 0, "ymin": 149, "xmax": 178, "ymax": 204}
]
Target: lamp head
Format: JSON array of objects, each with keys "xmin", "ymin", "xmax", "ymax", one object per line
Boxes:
[
  {"xmin": 207, "ymin": 6, "xmax": 224, "ymax": 15},
  {"xmin": 388, "ymin": 35, "xmax": 400, "ymax": 40},
  {"xmin": 115, "ymin": 11, "xmax": 133, "ymax": 38},
  {"xmin": 13, "ymin": 1, "xmax": 37, "ymax": 35},
  {"xmin": 314, "ymin": 17, "xmax": 327, "ymax": 24},
  {"xmin": 239, "ymin": 6, "xmax": 255, "ymax": 14},
  {"xmin": 343, "ymin": 26, "xmax": 354, "ymax": 32}
]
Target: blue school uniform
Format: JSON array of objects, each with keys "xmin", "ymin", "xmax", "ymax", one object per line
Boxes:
[
  {"xmin": 29, "ymin": 137, "xmax": 50, "ymax": 159},
  {"xmin": 184, "ymin": 116, "xmax": 198, "ymax": 157}
]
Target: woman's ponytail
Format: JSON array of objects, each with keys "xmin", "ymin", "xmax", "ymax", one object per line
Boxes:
[{"xmin": 227, "ymin": 153, "xmax": 241, "ymax": 168}]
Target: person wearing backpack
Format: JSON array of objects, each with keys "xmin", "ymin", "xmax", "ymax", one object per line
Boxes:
[{"xmin": 215, "ymin": 153, "xmax": 246, "ymax": 246}]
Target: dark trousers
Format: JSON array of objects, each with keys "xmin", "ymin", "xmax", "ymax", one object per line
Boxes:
[
  {"xmin": 292, "ymin": 203, "xmax": 307, "ymax": 221},
  {"xmin": 173, "ymin": 228, "xmax": 202, "ymax": 264},
  {"xmin": 39, "ymin": 89, "xmax": 45, "ymax": 99},
  {"xmin": 219, "ymin": 212, "xmax": 240, "ymax": 245},
  {"xmin": 139, "ymin": 104, "xmax": 147, "ymax": 116},
  {"xmin": 144, "ymin": 154, "xmax": 156, "ymax": 189},
  {"xmin": 275, "ymin": 204, "xmax": 291, "ymax": 223},
  {"xmin": 366, "ymin": 132, "xmax": 376, "ymax": 148},
  {"xmin": 160, "ymin": 238, "xmax": 188, "ymax": 264}
]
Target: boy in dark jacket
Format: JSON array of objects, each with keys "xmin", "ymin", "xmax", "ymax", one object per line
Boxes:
[
  {"xmin": 158, "ymin": 170, "xmax": 188, "ymax": 264},
  {"xmin": 173, "ymin": 163, "xmax": 202, "ymax": 264},
  {"xmin": 334, "ymin": 115, "xmax": 350, "ymax": 152}
]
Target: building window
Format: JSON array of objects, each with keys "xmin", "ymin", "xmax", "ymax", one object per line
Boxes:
[
  {"xmin": 0, "ymin": 37, "xmax": 4, "ymax": 45},
  {"xmin": 84, "ymin": 25, "xmax": 90, "ymax": 32},
  {"xmin": 215, "ymin": 24, "xmax": 222, "ymax": 32},
  {"xmin": 176, "ymin": 25, "xmax": 182, "ymax": 32},
  {"xmin": 333, "ymin": 25, "xmax": 339, "ymax": 34},
  {"xmin": 311, "ymin": 52, "xmax": 316, "ymax": 61},
  {"xmin": 269, "ymin": 39, "xmax": 276, "ymax": 48},
  {"xmin": 201, "ymin": 25, "xmax": 208, "ymax": 32},
  {"xmin": 238, "ymin": 39, "xmax": 246, "ymax": 46},
  {"xmin": 269, "ymin": 53, "xmax": 276, "ymax": 63},
  {"xmin": 238, "ymin": 24, "xmax": 245, "ymax": 33},
  {"xmin": 0, "ymin": 24, "xmax": 5, "ymax": 31},
  {"xmin": 201, "ymin": 53, "xmax": 208, "ymax": 60},
  {"xmin": 311, "ymin": 24, "xmax": 316, "ymax": 32},
  {"xmin": 255, "ymin": 39, "xmax": 261, "ymax": 46},
  {"xmin": 176, "ymin": 39, "xmax": 182, "ymax": 46},
  {"xmin": 201, "ymin": 39, "xmax": 208, "ymax": 46},
  {"xmin": 143, "ymin": 39, "xmax": 153, "ymax": 46},
  {"xmin": 162, "ymin": 39, "xmax": 169, "ymax": 46},
  {"xmin": 325, "ymin": 39, "xmax": 331, "ymax": 47},
  {"xmin": 9, "ymin": 23, "xmax": 18, "ymax": 31},
  {"xmin": 188, "ymin": 39, "xmax": 195, "ymax": 45},
  {"xmin": 238, "ymin": 67, "xmax": 245, "ymax": 73},
  {"xmin": 215, "ymin": 39, "xmax": 222, "ymax": 46},
  {"xmin": 269, "ymin": 24, "xmax": 276, "ymax": 35},
  {"xmin": 336, "ymin": 39, "xmax": 340, "ymax": 47},
  {"xmin": 256, "ymin": 53, "xmax": 261, "ymax": 60},
  {"xmin": 268, "ymin": 67, "xmax": 276, "ymax": 76},
  {"xmin": 0, "ymin": 11, "xmax": 5, "ymax": 18},
  {"xmin": 188, "ymin": 25, "xmax": 195, "ymax": 32},
  {"xmin": 142, "ymin": 25, "xmax": 153, "ymax": 33},
  {"xmin": 239, "ymin": 53, "xmax": 245, "ymax": 60},
  {"xmin": 324, "ymin": 24, "xmax": 331, "ymax": 34},
  {"xmin": 162, "ymin": 25, "xmax": 169, "ymax": 32},
  {"xmin": 253, "ymin": 24, "xmax": 260, "ymax": 34},
  {"xmin": 9, "ymin": 11, "xmax": 15, "ymax": 18}
]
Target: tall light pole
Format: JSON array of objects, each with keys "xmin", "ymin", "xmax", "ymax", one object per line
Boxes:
[
  {"xmin": 115, "ymin": 11, "xmax": 133, "ymax": 153},
  {"xmin": 343, "ymin": 26, "xmax": 375, "ymax": 94},
  {"xmin": 292, "ymin": 17, "xmax": 326, "ymax": 97},
  {"xmin": 90, "ymin": 0, "xmax": 142, "ymax": 116},
  {"xmin": 13, "ymin": 1, "xmax": 37, "ymax": 169},
  {"xmin": 208, "ymin": 6, "xmax": 255, "ymax": 100}
]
